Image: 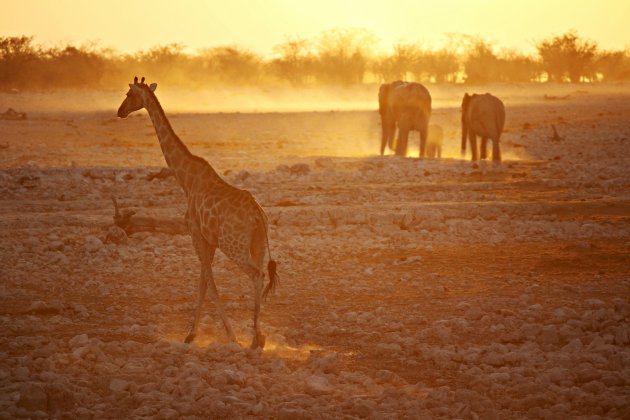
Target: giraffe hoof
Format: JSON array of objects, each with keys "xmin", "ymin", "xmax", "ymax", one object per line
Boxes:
[
  {"xmin": 251, "ymin": 334, "xmax": 266, "ymax": 350},
  {"xmin": 184, "ymin": 333, "xmax": 196, "ymax": 344}
]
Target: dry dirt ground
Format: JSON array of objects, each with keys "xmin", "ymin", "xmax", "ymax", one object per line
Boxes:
[{"xmin": 0, "ymin": 85, "xmax": 629, "ymax": 418}]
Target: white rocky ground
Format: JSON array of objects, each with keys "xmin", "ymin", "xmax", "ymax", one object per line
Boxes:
[{"xmin": 0, "ymin": 87, "xmax": 629, "ymax": 418}]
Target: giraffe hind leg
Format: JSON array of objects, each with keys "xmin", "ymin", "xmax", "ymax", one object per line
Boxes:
[{"xmin": 229, "ymin": 227, "xmax": 267, "ymax": 349}]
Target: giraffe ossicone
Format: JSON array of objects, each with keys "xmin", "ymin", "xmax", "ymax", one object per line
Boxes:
[{"xmin": 117, "ymin": 77, "xmax": 278, "ymax": 349}]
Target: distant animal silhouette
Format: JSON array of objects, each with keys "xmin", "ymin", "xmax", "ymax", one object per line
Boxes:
[
  {"xmin": 379, "ymin": 81, "xmax": 432, "ymax": 157},
  {"xmin": 117, "ymin": 77, "xmax": 278, "ymax": 349},
  {"xmin": 461, "ymin": 93, "xmax": 505, "ymax": 162}
]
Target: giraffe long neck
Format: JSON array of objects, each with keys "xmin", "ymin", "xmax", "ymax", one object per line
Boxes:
[{"xmin": 141, "ymin": 89, "xmax": 220, "ymax": 194}]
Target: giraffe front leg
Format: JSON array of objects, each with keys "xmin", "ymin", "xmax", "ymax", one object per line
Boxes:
[
  {"xmin": 185, "ymin": 269, "xmax": 208, "ymax": 344},
  {"xmin": 206, "ymin": 271, "xmax": 237, "ymax": 342}
]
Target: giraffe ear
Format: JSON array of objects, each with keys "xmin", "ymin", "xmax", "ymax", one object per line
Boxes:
[{"xmin": 149, "ymin": 83, "xmax": 157, "ymax": 92}]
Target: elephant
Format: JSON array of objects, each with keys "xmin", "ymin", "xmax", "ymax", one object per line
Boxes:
[
  {"xmin": 425, "ymin": 124, "xmax": 443, "ymax": 158},
  {"xmin": 461, "ymin": 93, "xmax": 505, "ymax": 162},
  {"xmin": 379, "ymin": 81, "xmax": 432, "ymax": 157}
]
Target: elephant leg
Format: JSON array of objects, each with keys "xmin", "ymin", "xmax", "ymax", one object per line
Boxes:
[
  {"xmin": 480, "ymin": 138, "xmax": 488, "ymax": 159},
  {"xmin": 469, "ymin": 132, "xmax": 478, "ymax": 161},
  {"xmin": 396, "ymin": 130, "xmax": 408, "ymax": 156},
  {"xmin": 437, "ymin": 145, "xmax": 442, "ymax": 159},
  {"xmin": 419, "ymin": 126, "xmax": 428, "ymax": 158},
  {"xmin": 382, "ymin": 120, "xmax": 396, "ymax": 155},
  {"xmin": 387, "ymin": 124, "xmax": 396, "ymax": 151},
  {"xmin": 492, "ymin": 139, "xmax": 502, "ymax": 163}
]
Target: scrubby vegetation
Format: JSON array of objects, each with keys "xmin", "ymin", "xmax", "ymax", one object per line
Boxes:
[{"xmin": 0, "ymin": 30, "xmax": 628, "ymax": 90}]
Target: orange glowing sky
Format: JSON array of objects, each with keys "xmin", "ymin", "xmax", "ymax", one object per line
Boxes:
[{"xmin": 2, "ymin": 0, "xmax": 629, "ymax": 56}]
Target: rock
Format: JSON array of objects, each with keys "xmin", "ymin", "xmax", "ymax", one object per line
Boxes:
[
  {"xmin": 518, "ymin": 323, "xmax": 541, "ymax": 341},
  {"xmin": 552, "ymin": 308, "xmax": 569, "ymax": 323},
  {"xmin": 547, "ymin": 367, "xmax": 571, "ymax": 385},
  {"xmin": 289, "ymin": 163, "xmax": 310, "ymax": 176},
  {"xmin": 310, "ymin": 353, "xmax": 338, "ymax": 374},
  {"xmin": 464, "ymin": 307, "xmax": 483, "ymax": 321},
  {"xmin": 277, "ymin": 408, "xmax": 307, "ymax": 420},
  {"xmin": 585, "ymin": 299, "xmax": 605, "ymax": 309},
  {"xmin": 17, "ymin": 383, "xmax": 48, "ymax": 411},
  {"xmin": 109, "ymin": 378, "xmax": 129, "ymax": 393},
  {"xmin": 376, "ymin": 342, "xmax": 402, "ymax": 355},
  {"xmin": 23, "ymin": 236, "xmax": 41, "ymax": 250},
  {"xmin": 105, "ymin": 225, "xmax": 128, "ymax": 245},
  {"xmin": 431, "ymin": 324, "xmax": 452, "ymax": 342},
  {"xmin": 488, "ymin": 372, "xmax": 510, "ymax": 382},
  {"xmin": 69, "ymin": 334, "xmax": 89, "ymax": 348},
  {"xmin": 375, "ymin": 369, "xmax": 406, "ymax": 385},
  {"xmin": 217, "ymin": 369, "xmax": 246, "ymax": 387},
  {"xmin": 557, "ymin": 324, "xmax": 581, "ymax": 342},
  {"xmin": 575, "ymin": 363, "xmax": 601, "ymax": 383},
  {"xmin": 456, "ymin": 302, "xmax": 471, "ymax": 311},
  {"xmin": 582, "ymin": 380, "xmax": 606, "ymax": 395},
  {"xmin": 84, "ymin": 235, "xmax": 103, "ymax": 253},
  {"xmin": 156, "ymin": 407, "xmax": 179, "ymax": 419},
  {"xmin": 314, "ymin": 157, "xmax": 333, "ymax": 168},
  {"xmin": 14, "ymin": 366, "xmax": 30, "ymax": 381},
  {"xmin": 47, "ymin": 241, "xmax": 64, "ymax": 251},
  {"xmin": 46, "ymin": 381, "xmax": 75, "ymax": 412},
  {"xmin": 73, "ymin": 304, "xmax": 89, "ymax": 318},
  {"xmin": 350, "ymin": 399, "xmax": 376, "ymax": 418},
  {"xmin": 480, "ymin": 351, "xmax": 504, "ymax": 367},
  {"xmin": 538, "ymin": 326, "xmax": 560, "ymax": 346},
  {"xmin": 304, "ymin": 375, "xmax": 333, "ymax": 396},
  {"xmin": 614, "ymin": 325, "xmax": 630, "ymax": 345},
  {"xmin": 28, "ymin": 301, "xmax": 57, "ymax": 313},
  {"xmin": 150, "ymin": 304, "xmax": 170, "ymax": 314},
  {"xmin": 270, "ymin": 358, "xmax": 290, "ymax": 374},
  {"xmin": 612, "ymin": 298, "xmax": 630, "ymax": 317}
]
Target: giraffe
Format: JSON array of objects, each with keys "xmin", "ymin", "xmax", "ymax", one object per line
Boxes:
[{"xmin": 117, "ymin": 77, "xmax": 278, "ymax": 349}]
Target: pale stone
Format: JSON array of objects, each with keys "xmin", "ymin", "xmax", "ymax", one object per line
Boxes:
[
  {"xmin": 69, "ymin": 334, "xmax": 89, "ymax": 348},
  {"xmin": 109, "ymin": 378, "xmax": 129, "ymax": 393},
  {"xmin": 464, "ymin": 307, "xmax": 484, "ymax": 321},
  {"xmin": 304, "ymin": 375, "xmax": 333, "ymax": 396},
  {"xmin": 538, "ymin": 326, "xmax": 560, "ymax": 346},
  {"xmin": 84, "ymin": 235, "xmax": 103, "ymax": 253},
  {"xmin": 14, "ymin": 366, "xmax": 30, "ymax": 381}
]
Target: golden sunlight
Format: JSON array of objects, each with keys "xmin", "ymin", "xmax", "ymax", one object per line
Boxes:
[{"xmin": 2, "ymin": 1, "xmax": 630, "ymax": 418}]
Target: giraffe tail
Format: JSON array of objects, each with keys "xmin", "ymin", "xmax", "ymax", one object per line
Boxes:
[
  {"xmin": 262, "ymin": 226, "xmax": 279, "ymax": 300},
  {"xmin": 263, "ymin": 259, "xmax": 279, "ymax": 299}
]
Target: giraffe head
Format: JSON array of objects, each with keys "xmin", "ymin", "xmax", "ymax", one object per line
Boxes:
[{"xmin": 117, "ymin": 76, "xmax": 157, "ymax": 118}]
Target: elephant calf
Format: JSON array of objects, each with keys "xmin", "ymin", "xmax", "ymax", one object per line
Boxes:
[
  {"xmin": 426, "ymin": 124, "xmax": 443, "ymax": 158},
  {"xmin": 461, "ymin": 93, "xmax": 505, "ymax": 162}
]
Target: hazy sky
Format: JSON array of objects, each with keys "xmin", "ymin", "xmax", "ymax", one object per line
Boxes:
[{"xmin": 2, "ymin": 0, "xmax": 629, "ymax": 56}]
